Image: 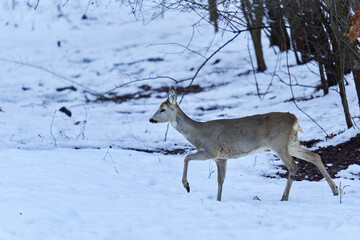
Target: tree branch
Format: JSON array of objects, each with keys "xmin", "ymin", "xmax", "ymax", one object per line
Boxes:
[
  {"xmin": 178, "ymin": 30, "xmax": 242, "ymax": 104},
  {"xmin": 0, "ymin": 58, "xmax": 101, "ymax": 97},
  {"xmin": 102, "ymin": 76, "xmax": 192, "ymax": 96},
  {"xmin": 285, "ymin": 51, "xmax": 329, "ymax": 137}
]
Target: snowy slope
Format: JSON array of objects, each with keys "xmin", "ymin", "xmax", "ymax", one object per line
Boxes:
[{"xmin": 1, "ymin": 1, "xmax": 360, "ymax": 239}]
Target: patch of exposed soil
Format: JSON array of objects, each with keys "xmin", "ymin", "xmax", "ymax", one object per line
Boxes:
[
  {"xmin": 285, "ymin": 95, "xmax": 320, "ymax": 102},
  {"xmin": 299, "ymin": 139, "xmax": 323, "ymax": 148},
  {"xmin": 277, "ymin": 133, "xmax": 360, "ymax": 181},
  {"xmin": 113, "ymin": 57, "xmax": 164, "ymax": 67},
  {"xmin": 122, "ymin": 147, "xmax": 190, "ymax": 155},
  {"xmin": 95, "ymin": 84, "xmax": 206, "ymax": 103},
  {"xmin": 196, "ymin": 105, "xmax": 233, "ymax": 112}
]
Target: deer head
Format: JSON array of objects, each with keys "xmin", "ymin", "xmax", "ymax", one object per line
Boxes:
[{"xmin": 149, "ymin": 87, "xmax": 178, "ymax": 124}]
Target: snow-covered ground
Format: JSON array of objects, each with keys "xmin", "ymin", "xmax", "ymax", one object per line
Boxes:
[{"xmin": 1, "ymin": 1, "xmax": 360, "ymax": 239}]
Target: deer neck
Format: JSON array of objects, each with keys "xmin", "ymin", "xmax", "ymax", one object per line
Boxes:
[{"xmin": 171, "ymin": 106, "xmax": 200, "ymax": 139}]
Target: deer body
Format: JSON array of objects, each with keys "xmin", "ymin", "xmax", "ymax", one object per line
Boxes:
[
  {"xmin": 150, "ymin": 87, "xmax": 338, "ymax": 201},
  {"xmin": 172, "ymin": 109, "xmax": 298, "ymax": 160}
]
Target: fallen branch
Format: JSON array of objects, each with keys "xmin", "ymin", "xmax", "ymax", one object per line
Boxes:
[
  {"xmin": 147, "ymin": 42, "xmax": 206, "ymax": 59},
  {"xmin": 102, "ymin": 76, "xmax": 191, "ymax": 96},
  {"xmin": 0, "ymin": 58, "xmax": 101, "ymax": 97}
]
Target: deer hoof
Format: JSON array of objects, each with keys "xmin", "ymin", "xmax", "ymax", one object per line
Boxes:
[
  {"xmin": 281, "ymin": 197, "xmax": 288, "ymax": 201},
  {"xmin": 184, "ymin": 182, "xmax": 190, "ymax": 193}
]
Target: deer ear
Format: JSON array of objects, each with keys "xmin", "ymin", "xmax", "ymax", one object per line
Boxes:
[{"xmin": 168, "ymin": 87, "xmax": 177, "ymax": 104}]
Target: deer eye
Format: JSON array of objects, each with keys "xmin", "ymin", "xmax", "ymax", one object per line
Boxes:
[{"xmin": 160, "ymin": 109, "xmax": 166, "ymax": 113}]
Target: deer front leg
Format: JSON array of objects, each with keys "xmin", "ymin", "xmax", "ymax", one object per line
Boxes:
[
  {"xmin": 216, "ymin": 159, "xmax": 227, "ymax": 201},
  {"xmin": 182, "ymin": 150, "xmax": 212, "ymax": 193}
]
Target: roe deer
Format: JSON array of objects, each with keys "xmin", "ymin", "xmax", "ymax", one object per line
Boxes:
[{"xmin": 149, "ymin": 87, "xmax": 338, "ymax": 201}]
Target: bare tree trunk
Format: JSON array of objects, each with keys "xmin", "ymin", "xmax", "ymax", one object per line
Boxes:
[
  {"xmin": 241, "ymin": 0, "xmax": 267, "ymax": 72},
  {"xmin": 283, "ymin": 0, "xmax": 312, "ymax": 64},
  {"xmin": 319, "ymin": 63, "xmax": 329, "ymax": 95},
  {"xmin": 352, "ymin": 54, "xmax": 360, "ymax": 107},
  {"xmin": 265, "ymin": 0, "xmax": 290, "ymax": 51},
  {"xmin": 208, "ymin": 0, "xmax": 218, "ymax": 32},
  {"xmin": 250, "ymin": 28, "xmax": 267, "ymax": 72},
  {"xmin": 335, "ymin": 52, "xmax": 353, "ymax": 129},
  {"xmin": 321, "ymin": 1, "xmax": 353, "ymax": 128}
]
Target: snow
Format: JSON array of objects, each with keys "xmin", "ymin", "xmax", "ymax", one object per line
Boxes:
[
  {"xmin": 1, "ymin": 149, "xmax": 360, "ymax": 239},
  {"xmin": 337, "ymin": 164, "xmax": 360, "ymax": 179},
  {"xmin": 1, "ymin": 1, "xmax": 360, "ymax": 239}
]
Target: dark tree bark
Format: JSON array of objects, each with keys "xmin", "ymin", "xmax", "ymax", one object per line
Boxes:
[
  {"xmin": 352, "ymin": 53, "xmax": 360, "ymax": 107},
  {"xmin": 265, "ymin": 0, "xmax": 290, "ymax": 51},
  {"xmin": 283, "ymin": 1, "xmax": 310, "ymax": 64},
  {"xmin": 321, "ymin": 0, "xmax": 353, "ymax": 128},
  {"xmin": 250, "ymin": 28, "xmax": 267, "ymax": 72},
  {"xmin": 208, "ymin": 0, "xmax": 218, "ymax": 32},
  {"xmin": 241, "ymin": 0, "xmax": 267, "ymax": 72},
  {"xmin": 319, "ymin": 63, "xmax": 329, "ymax": 95}
]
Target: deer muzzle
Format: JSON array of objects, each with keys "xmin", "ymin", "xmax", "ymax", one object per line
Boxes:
[{"xmin": 149, "ymin": 118, "xmax": 158, "ymax": 123}]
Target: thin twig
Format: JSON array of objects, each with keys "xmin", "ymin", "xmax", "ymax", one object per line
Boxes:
[
  {"xmin": 164, "ymin": 31, "xmax": 242, "ymax": 141},
  {"xmin": 102, "ymin": 76, "xmax": 191, "ymax": 96},
  {"xmin": 246, "ymin": 31, "xmax": 261, "ymax": 99},
  {"xmin": 34, "ymin": 0, "xmax": 40, "ymax": 10},
  {"xmin": 178, "ymin": 31, "xmax": 242, "ymax": 105},
  {"xmin": 102, "ymin": 148, "xmax": 111, "ymax": 161},
  {"xmin": 147, "ymin": 42, "xmax": 206, "ymax": 59},
  {"xmin": 260, "ymin": 50, "xmax": 282, "ymax": 100},
  {"xmin": 62, "ymin": 0, "xmax": 70, "ymax": 7},
  {"xmin": 164, "ymin": 123, "xmax": 170, "ymax": 142},
  {"xmin": 185, "ymin": 24, "xmax": 197, "ymax": 54},
  {"xmin": 208, "ymin": 161, "xmax": 215, "ymax": 179},
  {"xmin": 79, "ymin": 105, "xmax": 88, "ymax": 140},
  {"xmin": 285, "ymin": 51, "xmax": 329, "ymax": 137},
  {"xmin": 84, "ymin": 0, "xmax": 96, "ymax": 16},
  {"xmin": 102, "ymin": 147, "xmax": 119, "ymax": 174},
  {"xmin": 50, "ymin": 110, "xmax": 57, "ymax": 147},
  {"xmin": 27, "ymin": 0, "xmax": 40, "ymax": 10},
  {"xmin": 339, "ymin": 181, "xmax": 350, "ymax": 204},
  {"xmin": 0, "ymin": 58, "xmax": 101, "ymax": 96}
]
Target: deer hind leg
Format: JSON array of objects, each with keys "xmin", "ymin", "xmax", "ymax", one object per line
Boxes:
[
  {"xmin": 215, "ymin": 159, "xmax": 227, "ymax": 201},
  {"xmin": 273, "ymin": 149, "xmax": 297, "ymax": 201},
  {"xmin": 182, "ymin": 150, "xmax": 212, "ymax": 193},
  {"xmin": 289, "ymin": 143, "xmax": 338, "ymax": 196}
]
